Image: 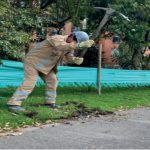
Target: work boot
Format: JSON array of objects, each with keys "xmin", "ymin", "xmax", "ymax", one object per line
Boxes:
[
  {"xmin": 44, "ymin": 103, "xmax": 61, "ymax": 109},
  {"xmin": 8, "ymin": 105, "xmax": 38, "ymax": 117},
  {"xmin": 7, "ymin": 105, "xmax": 27, "ymax": 113}
]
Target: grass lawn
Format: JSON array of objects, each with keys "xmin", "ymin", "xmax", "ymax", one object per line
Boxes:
[{"xmin": 0, "ymin": 86, "xmax": 150, "ymax": 132}]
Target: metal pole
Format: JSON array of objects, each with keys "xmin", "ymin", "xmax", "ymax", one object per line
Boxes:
[{"xmin": 97, "ymin": 43, "xmax": 102, "ymax": 95}]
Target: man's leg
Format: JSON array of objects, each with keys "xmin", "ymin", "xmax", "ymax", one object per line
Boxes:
[
  {"xmin": 42, "ymin": 70, "xmax": 60, "ymax": 108},
  {"xmin": 7, "ymin": 63, "xmax": 39, "ymax": 111}
]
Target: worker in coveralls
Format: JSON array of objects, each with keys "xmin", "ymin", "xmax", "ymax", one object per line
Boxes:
[{"xmin": 7, "ymin": 31, "xmax": 94, "ymax": 112}]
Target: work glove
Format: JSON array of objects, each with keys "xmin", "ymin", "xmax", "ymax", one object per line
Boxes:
[
  {"xmin": 78, "ymin": 40, "xmax": 94, "ymax": 48},
  {"xmin": 73, "ymin": 57, "xmax": 84, "ymax": 65}
]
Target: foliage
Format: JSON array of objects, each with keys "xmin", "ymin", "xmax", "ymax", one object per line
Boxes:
[
  {"xmin": 0, "ymin": 0, "xmax": 43, "ymax": 60},
  {"xmin": 107, "ymin": 0, "xmax": 149, "ymax": 47},
  {"xmin": 0, "ymin": 0, "xmax": 91, "ymax": 61},
  {"xmin": 85, "ymin": 0, "xmax": 150, "ymax": 69},
  {"xmin": 0, "ymin": 0, "xmax": 55, "ymax": 59},
  {"xmin": 107, "ymin": 0, "xmax": 150, "ymax": 69},
  {"xmin": 113, "ymin": 42, "xmax": 133, "ymax": 69}
]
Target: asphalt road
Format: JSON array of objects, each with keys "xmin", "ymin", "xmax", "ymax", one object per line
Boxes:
[{"xmin": 0, "ymin": 108, "xmax": 150, "ymax": 149}]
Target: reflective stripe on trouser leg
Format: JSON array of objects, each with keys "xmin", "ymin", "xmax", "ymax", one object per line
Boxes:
[
  {"xmin": 7, "ymin": 63, "xmax": 39, "ymax": 106},
  {"xmin": 45, "ymin": 91, "xmax": 57, "ymax": 104},
  {"xmin": 43, "ymin": 71, "xmax": 58, "ymax": 104}
]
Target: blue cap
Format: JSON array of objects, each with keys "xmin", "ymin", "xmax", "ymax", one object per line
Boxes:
[{"xmin": 73, "ymin": 31, "xmax": 89, "ymax": 43}]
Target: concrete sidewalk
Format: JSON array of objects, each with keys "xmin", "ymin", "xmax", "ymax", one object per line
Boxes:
[{"xmin": 0, "ymin": 108, "xmax": 150, "ymax": 149}]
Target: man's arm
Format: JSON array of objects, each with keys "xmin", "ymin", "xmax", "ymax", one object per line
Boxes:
[
  {"xmin": 64, "ymin": 51, "xmax": 84, "ymax": 65},
  {"xmin": 64, "ymin": 51, "xmax": 75, "ymax": 62},
  {"xmin": 47, "ymin": 35, "xmax": 94, "ymax": 51},
  {"xmin": 47, "ymin": 36, "xmax": 76, "ymax": 51}
]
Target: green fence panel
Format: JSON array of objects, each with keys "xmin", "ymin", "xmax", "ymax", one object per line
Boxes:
[{"xmin": 0, "ymin": 60, "xmax": 150, "ymax": 88}]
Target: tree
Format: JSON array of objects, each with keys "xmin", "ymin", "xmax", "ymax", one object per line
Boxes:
[
  {"xmin": 80, "ymin": 0, "xmax": 150, "ymax": 69},
  {"xmin": 0, "ymin": 0, "xmax": 42, "ymax": 60},
  {"xmin": 107, "ymin": 0, "xmax": 150, "ymax": 69},
  {"xmin": 0, "ymin": 0, "xmax": 90, "ymax": 61},
  {"xmin": 1, "ymin": 0, "xmax": 150, "ymax": 70}
]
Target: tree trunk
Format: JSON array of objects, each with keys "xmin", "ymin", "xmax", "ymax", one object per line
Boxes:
[{"xmin": 132, "ymin": 48, "xmax": 141, "ymax": 69}]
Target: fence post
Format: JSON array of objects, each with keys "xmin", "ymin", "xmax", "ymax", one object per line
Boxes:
[{"xmin": 97, "ymin": 43, "xmax": 102, "ymax": 95}]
